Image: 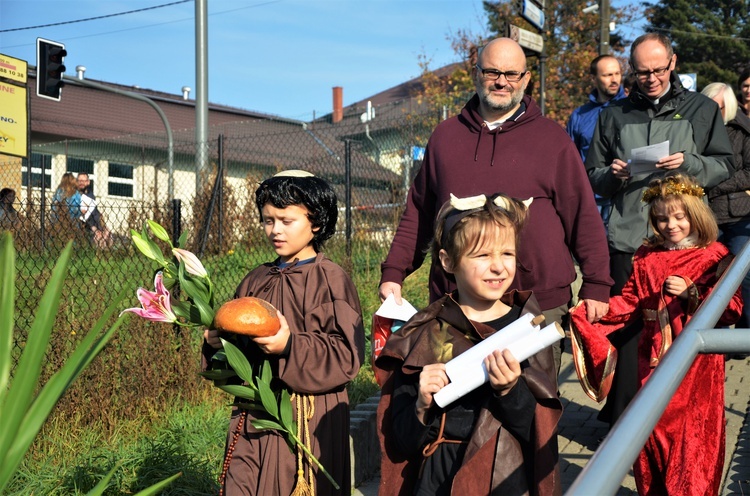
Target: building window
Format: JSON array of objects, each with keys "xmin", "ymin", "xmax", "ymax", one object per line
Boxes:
[
  {"xmin": 21, "ymin": 153, "xmax": 52, "ymax": 189},
  {"xmin": 66, "ymin": 157, "xmax": 96, "ymax": 193},
  {"xmin": 108, "ymin": 162, "xmax": 134, "ymax": 198}
]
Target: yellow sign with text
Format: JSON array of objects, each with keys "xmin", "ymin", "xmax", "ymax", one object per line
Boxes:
[
  {"xmin": 0, "ymin": 53, "xmax": 28, "ymax": 85},
  {"xmin": 0, "ymin": 81, "xmax": 28, "ymax": 158}
]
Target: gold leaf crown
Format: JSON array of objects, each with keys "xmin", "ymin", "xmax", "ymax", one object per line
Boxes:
[{"xmin": 641, "ymin": 176, "xmax": 704, "ymax": 203}]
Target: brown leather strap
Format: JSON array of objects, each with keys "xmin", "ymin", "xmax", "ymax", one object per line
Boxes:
[{"xmin": 418, "ymin": 412, "xmax": 468, "ymax": 478}]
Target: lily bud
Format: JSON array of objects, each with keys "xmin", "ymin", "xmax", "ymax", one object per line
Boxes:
[{"xmin": 172, "ymin": 248, "xmax": 208, "ymax": 278}]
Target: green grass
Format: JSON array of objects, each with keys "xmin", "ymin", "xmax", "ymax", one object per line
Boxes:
[
  {"xmin": 7, "ymin": 393, "xmax": 228, "ymax": 495},
  {"xmin": 7, "ymin": 240, "xmax": 432, "ymax": 494}
]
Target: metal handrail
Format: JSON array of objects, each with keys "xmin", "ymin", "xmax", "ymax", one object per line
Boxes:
[{"xmin": 566, "ymin": 239, "xmax": 750, "ymax": 495}]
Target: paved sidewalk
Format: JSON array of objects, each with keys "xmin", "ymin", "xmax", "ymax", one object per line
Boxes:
[{"xmin": 355, "ymin": 339, "xmax": 750, "ymax": 495}]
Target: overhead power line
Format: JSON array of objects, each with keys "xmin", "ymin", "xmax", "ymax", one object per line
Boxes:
[{"xmin": 0, "ymin": 0, "xmax": 191, "ymax": 33}]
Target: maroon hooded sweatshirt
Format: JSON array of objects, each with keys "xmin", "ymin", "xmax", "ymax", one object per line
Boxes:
[{"xmin": 380, "ymin": 94, "xmax": 612, "ymax": 310}]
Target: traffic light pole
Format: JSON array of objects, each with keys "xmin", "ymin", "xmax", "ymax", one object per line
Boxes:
[
  {"xmin": 36, "ymin": 38, "xmax": 66, "ymax": 101},
  {"xmin": 59, "ymin": 74, "xmax": 175, "ymax": 202},
  {"xmin": 599, "ymin": 0, "xmax": 610, "ymax": 55}
]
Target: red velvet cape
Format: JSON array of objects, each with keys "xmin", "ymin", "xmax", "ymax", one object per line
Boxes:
[{"xmin": 571, "ymin": 242, "xmax": 742, "ymax": 495}]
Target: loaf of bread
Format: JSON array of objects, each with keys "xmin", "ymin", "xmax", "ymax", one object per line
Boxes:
[{"xmin": 213, "ymin": 297, "xmax": 280, "ymax": 337}]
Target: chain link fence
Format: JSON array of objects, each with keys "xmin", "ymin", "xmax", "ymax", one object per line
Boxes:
[{"xmin": 1, "ymin": 98, "xmax": 448, "ymax": 373}]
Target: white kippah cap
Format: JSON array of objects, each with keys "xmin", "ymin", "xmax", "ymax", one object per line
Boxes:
[{"xmin": 274, "ymin": 169, "xmax": 314, "ymax": 178}]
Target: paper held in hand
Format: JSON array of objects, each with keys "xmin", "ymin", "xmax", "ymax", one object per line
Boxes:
[
  {"xmin": 628, "ymin": 140, "xmax": 669, "ymax": 175},
  {"xmin": 433, "ymin": 313, "xmax": 564, "ymax": 408}
]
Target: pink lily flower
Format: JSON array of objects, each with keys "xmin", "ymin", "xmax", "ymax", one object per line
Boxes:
[
  {"xmin": 121, "ymin": 272, "xmax": 177, "ymax": 322},
  {"xmin": 173, "ymin": 248, "xmax": 208, "ymax": 278}
]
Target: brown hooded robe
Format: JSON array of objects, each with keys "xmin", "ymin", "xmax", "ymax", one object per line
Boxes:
[
  {"xmin": 375, "ymin": 290, "xmax": 562, "ymax": 496},
  {"xmin": 203, "ymin": 253, "xmax": 365, "ymax": 496}
]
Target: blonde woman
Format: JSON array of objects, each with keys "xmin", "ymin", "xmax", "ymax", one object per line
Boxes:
[
  {"xmin": 52, "ymin": 172, "xmax": 86, "ymax": 223},
  {"xmin": 701, "ymin": 82, "xmax": 750, "ymax": 332}
]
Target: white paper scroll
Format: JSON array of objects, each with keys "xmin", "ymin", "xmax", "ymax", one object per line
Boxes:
[{"xmin": 433, "ymin": 314, "xmax": 563, "ymax": 408}]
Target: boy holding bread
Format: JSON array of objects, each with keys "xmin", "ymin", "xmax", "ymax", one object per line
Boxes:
[{"xmin": 203, "ymin": 170, "xmax": 365, "ymax": 495}]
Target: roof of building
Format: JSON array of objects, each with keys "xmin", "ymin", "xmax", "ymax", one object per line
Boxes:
[
  {"xmin": 28, "ymin": 60, "xmax": 465, "ymax": 142},
  {"xmin": 29, "ymin": 73, "xmax": 303, "ymax": 144},
  {"xmin": 23, "ymin": 62, "xmax": 466, "ymax": 186}
]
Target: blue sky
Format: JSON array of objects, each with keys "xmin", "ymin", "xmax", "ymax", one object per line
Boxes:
[
  {"xmin": 1, "ymin": 0, "xmax": 490, "ymax": 120},
  {"xmin": 0, "ymin": 0, "xmax": 643, "ymax": 121}
]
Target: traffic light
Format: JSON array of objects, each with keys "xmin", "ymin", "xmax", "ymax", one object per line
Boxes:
[{"xmin": 36, "ymin": 38, "xmax": 67, "ymax": 101}]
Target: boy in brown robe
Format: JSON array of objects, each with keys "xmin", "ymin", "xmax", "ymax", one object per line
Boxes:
[{"xmin": 203, "ymin": 170, "xmax": 365, "ymax": 495}]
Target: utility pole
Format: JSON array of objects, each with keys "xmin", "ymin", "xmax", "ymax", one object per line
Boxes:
[
  {"xmin": 514, "ymin": 0, "xmax": 546, "ymax": 113},
  {"xmin": 195, "ymin": 0, "xmax": 209, "ymax": 194},
  {"xmin": 599, "ymin": 0, "xmax": 610, "ymax": 55}
]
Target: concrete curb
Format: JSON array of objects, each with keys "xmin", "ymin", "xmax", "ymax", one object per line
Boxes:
[{"xmin": 350, "ymin": 393, "xmax": 381, "ymax": 489}]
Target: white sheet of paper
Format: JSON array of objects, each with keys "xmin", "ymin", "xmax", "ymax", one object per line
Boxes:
[
  {"xmin": 433, "ymin": 318, "xmax": 563, "ymax": 408},
  {"xmin": 628, "ymin": 140, "xmax": 670, "ymax": 175},
  {"xmin": 79, "ymin": 194, "xmax": 96, "ymax": 222},
  {"xmin": 374, "ymin": 293, "xmax": 418, "ymax": 322}
]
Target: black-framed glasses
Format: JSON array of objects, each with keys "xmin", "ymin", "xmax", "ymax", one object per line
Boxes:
[
  {"xmin": 632, "ymin": 60, "xmax": 672, "ymax": 80},
  {"xmin": 475, "ymin": 65, "xmax": 527, "ymax": 83}
]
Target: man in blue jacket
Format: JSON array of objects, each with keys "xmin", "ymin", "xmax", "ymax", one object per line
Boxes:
[
  {"xmin": 567, "ymin": 54, "xmax": 626, "ymax": 224},
  {"xmin": 568, "ymin": 54, "xmax": 626, "ymax": 162}
]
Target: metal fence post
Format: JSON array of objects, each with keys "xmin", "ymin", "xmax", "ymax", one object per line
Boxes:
[
  {"xmin": 345, "ymin": 139, "xmax": 352, "ymax": 258},
  {"xmin": 40, "ymin": 153, "xmax": 47, "ymax": 250},
  {"xmin": 218, "ymin": 135, "xmax": 224, "ymax": 252},
  {"xmin": 171, "ymin": 197, "xmax": 183, "ymax": 337},
  {"xmin": 198, "ymin": 136, "xmax": 223, "ymax": 258},
  {"xmin": 171, "ymin": 198, "xmax": 182, "ymax": 247},
  {"xmin": 403, "ymin": 146, "xmax": 411, "ymax": 202}
]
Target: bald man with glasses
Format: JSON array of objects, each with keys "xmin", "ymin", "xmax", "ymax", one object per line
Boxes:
[
  {"xmin": 583, "ymin": 32, "xmax": 733, "ymax": 427},
  {"xmin": 379, "ymin": 37, "xmax": 613, "ymax": 376}
]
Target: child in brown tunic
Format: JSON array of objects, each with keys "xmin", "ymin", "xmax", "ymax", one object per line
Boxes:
[
  {"xmin": 376, "ymin": 193, "xmax": 562, "ymax": 496},
  {"xmin": 203, "ymin": 170, "xmax": 365, "ymax": 495}
]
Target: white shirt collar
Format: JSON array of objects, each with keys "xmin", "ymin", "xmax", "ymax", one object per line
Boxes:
[
  {"xmin": 650, "ymin": 82, "xmax": 672, "ymax": 105},
  {"xmin": 663, "ymin": 231, "xmax": 700, "ymax": 250}
]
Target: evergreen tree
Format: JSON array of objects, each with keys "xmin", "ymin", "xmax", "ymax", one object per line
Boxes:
[{"xmin": 645, "ymin": 0, "xmax": 750, "ymax": 90}]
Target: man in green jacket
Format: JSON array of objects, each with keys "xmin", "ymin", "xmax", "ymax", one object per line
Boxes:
[
  {"xmin": 586, "ymin": 32, "xmax": 733, "ymax": 294},
  {"xmin": 584, "ymin": 32, "xmax": 733, "ymax": 426}
]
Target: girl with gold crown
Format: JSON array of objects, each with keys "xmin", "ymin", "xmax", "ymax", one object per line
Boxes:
[{"xmin": 570, "ymin": 172, "xmax": 742, "ymax": 495}]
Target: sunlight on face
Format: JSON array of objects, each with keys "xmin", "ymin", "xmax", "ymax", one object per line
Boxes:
[
  {"xmin": 261, "ymin": 203, "xmax": 319, "ymax": 263},
  {"xmin": 474, "ymin": 39, "xmax": 529, "ymax": 119},
  {"xmin": 632, "ymin": 39, "xmax": 674, "ymax": 99},
  {"xmin": 652, "ymin": 201, "xmax": 692, "ymax": 245},
  {"xmin": 594, "ymin": 57, "xmax": 622, "ymax": 99},
  {"xmin": 445, "ymin": 224, "xmax": 517, "ymax": 313}
]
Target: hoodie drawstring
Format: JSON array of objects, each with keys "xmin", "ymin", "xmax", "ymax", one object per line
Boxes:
[
  {"xmin": 474, "ymin": 124, "xmax": 499, "ymax": 167},
  {"xmin": 490, "ymin": 132, "xmax": 498, "ymax": 166},
  {"xmin": 474, "ymin": 123, "xmax": 486, "ymax": 163}
]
